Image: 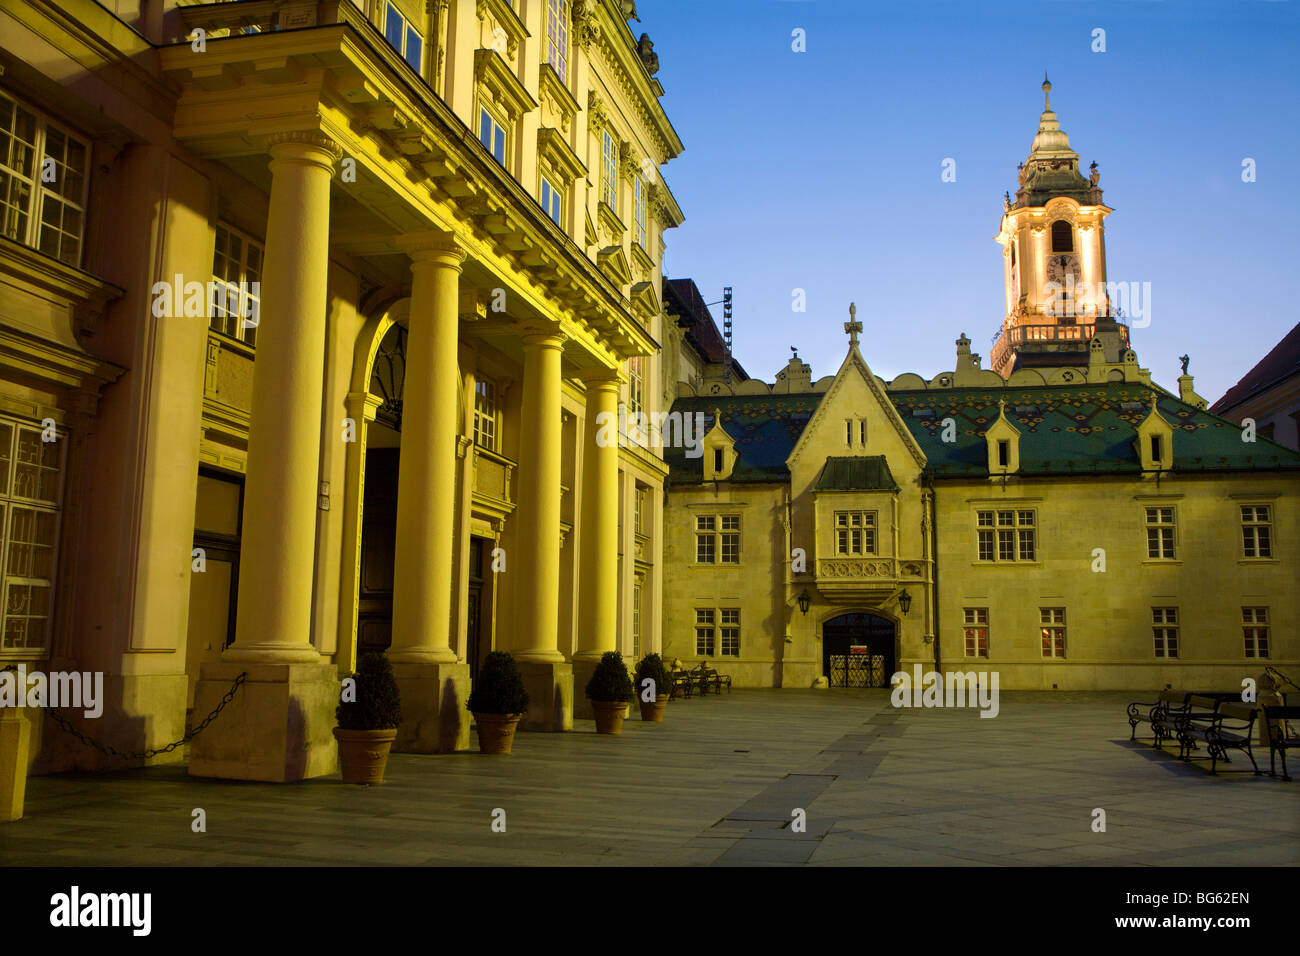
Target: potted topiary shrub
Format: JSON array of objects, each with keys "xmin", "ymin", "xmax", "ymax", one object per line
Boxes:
[
  {"xmin": 334, "ymin": 652, "xmax": 402, "ymax": 784},
  {"xmin": 466, "ymin": 651, "xmax": 530, "ymax": 754},
  {"xmin": 634, "ymin": 653, "xmax": 671, "ymax": 722},
  {"xmin": 585, "ymin": 650, "xmax": 633, "ymax": 734}
]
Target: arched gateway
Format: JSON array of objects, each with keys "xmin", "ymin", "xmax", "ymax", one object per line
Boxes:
[{"xmin": 822, "ymin": 613, "xmax": 895, "ymax": 688}]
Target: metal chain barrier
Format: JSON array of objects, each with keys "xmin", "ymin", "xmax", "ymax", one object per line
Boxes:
[{"xmin": 42, "ymin": 672, "xmax": 248, "ymax": 761}]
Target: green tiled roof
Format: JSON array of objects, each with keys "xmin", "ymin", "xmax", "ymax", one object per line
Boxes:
[
  {"xmin": 816, "ymin": 456, "xmax": 899, "ymax": 491},
  {"xmin": 665, "ymin": 382, "xmax": 1300, "ymax": 483}
]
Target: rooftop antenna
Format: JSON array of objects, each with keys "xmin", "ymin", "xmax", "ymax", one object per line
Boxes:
[{"xmin": 704, "ymin": 286, "xmax": 736, "ymax": 384}]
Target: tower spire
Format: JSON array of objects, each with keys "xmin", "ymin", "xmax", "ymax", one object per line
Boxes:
[
  {"xmin": 844, "ymin": 302, "xmax": 862, "ymax": 348},
  {"xmin": 1042, "ymin": 73, "xmax": 1051, "ymax": 110}
]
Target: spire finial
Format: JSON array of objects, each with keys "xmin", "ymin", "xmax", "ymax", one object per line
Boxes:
[
  {"xmin": 844, "ymin": 302, "xmax": 863, "ymax": 348},
  {"xmin": 1042, "ymin": 73, "xmax": 1051, "ymax": 110}
]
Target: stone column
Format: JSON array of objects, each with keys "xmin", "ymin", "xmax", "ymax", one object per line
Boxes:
[
  {"xmin": 387, "ymin": 233, "xmax": 471, "ymax": 753},
  {"xmin": 513, "ymin": 327, "xmax": 572, "ymax": 730},
  {"xmin": 189, "ymin": 131, "xmax": 341, "ymax": 783},
  {"xmin": 572, "ymin": 370, "xmax": 621, "ymax": 717}
]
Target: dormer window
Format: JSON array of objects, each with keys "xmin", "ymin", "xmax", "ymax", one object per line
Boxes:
[
  {"xmin": 1150, "ymin": 434, "xmax": 1162, "ymax": 462},
  {"xmin": 714, "ymin": 448, "xmax": 723, "ymax": 472},
  {"xmin": 1051, "ymin": 219, "xmax": 1073, "ymax": 253},
  {"xmin": 998, "ymin": 440, "xmax": 1009, "ymax": 467}
]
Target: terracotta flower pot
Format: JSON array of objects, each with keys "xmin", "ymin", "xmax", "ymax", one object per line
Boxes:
[
  {"xmin": 591, "ymin": 700, "xmax": 629, "ymax": 734},
  {"xmin": 473, "ymin": 713, "xmax": 523, "ymax": 754},
  {"xmin": 333, "ymin": 727, "xmax": 398, "ymax": 785},
  {"xmin": 639, "ymin": 697, "xmax": 668, "ymax": 722}
]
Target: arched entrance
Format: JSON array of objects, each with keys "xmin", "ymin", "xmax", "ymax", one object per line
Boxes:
[{"xmin": 822, "ymin": 613, "xmax": 895, "ymax": 688}]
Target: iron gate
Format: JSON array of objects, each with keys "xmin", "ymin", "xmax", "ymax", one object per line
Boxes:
[{"xmin": 828, "ymin": 654, "xmax": 886, "ymax": 688}]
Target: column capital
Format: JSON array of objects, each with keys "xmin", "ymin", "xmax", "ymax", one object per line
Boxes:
[
  {"xmin": 346, "ymin": 390, "xmax": 385, "ymax": 423},
  {"xmin": 573, "ymin": 366, "xmax": 624, "ymax": 389},
  {"xmin": 398, "ymin": 230, "xmax": 467, "ymax": 269},
  {"xmin": 520, "ymin": 321, "xmax": 566, "ymax": 350},
  {"xmin": 267, "ymin": 130, "xmax": 343, "ymax": 167}
]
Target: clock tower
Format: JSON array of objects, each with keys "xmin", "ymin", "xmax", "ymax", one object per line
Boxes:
[{"xmin": 991, "ymin": 78, "xmax": 1128, "ymax": 378}]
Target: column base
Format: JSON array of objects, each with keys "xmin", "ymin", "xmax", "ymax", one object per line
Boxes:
[
  {"xmin": 516, "ymin": 661, "xmax": 573, "ymax": 732},
  {"xmin": 188, "ymin": 661, "xmax": 338, "ymax": 782},
  {"xmin": 0, "ymin": 709, "xmax": 31, "ymax": 822},
  {"xmin": 390, "ymin": 661, "xmax": 471, "ymax": 753}
]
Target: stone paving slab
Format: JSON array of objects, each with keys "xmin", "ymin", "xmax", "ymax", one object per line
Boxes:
[{"xmin": 0, "ymin": 689, "xmax": 1295, "ymax": 866}]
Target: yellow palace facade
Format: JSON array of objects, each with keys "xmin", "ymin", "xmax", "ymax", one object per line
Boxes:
[{"xmin": 1, "ymin": 0, "xmax": 681, "ymax": 781}]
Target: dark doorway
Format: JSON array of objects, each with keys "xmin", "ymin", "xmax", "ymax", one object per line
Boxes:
[
  {"xmin": 358, "ymin": 447, "xmax": 399, "ymax": 656},
  {"xmin": 822, "ymin": 613, "xmax": 895, "ymax": 688},
  {"xmin": 467, "ymin": 537, "xmax": 488, "ymax": 679}
]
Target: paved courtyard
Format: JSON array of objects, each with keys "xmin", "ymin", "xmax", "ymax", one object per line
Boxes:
[{"xmin": 1, "ymin": 690, "xmax": 1296, "ymax": 866}]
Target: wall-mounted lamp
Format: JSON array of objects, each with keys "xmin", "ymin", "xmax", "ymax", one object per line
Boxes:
[
  {"xmin": 797, "ymin": 589, "xmax": 812, "ymax": 615},
  {"xmin": 898, "ymin": 590, "xmax": 912, "ymax": 615}
]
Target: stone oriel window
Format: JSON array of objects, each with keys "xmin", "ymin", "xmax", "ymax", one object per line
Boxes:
[
  {"xmin": 835, "ymin": 511, "xmax": 876, "ymax": 556},
  {"xmin": 0, "ymin": 88, "xmax": 89, "ymax": 267},
  {"xmin": 0, "ymin": 419, "xmax": 63, "ymax": 655}
]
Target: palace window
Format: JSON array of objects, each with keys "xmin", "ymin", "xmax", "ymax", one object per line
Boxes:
[
  {"xmin": 631, "ymin": 572, "xmax": 643, "ymax": 659},
  {"xmin": 694, "ymin": 607, "xmax": 739, "ymax": 657},
  {"xmin": 834, "ymin": 511, "xmax": 876, "ymax": 556},
  {"xmin": 976, "ymin": 509, "xmax": 1035, "ymax": 561},
  {"xmin": 600, "ymin": 129, "xmax": 618, "ymax": 209},
  {"xmin": 540, "ymin": 174, "xmax": 562, "ymax": 225},
  {"xmin": 695, "ymin": 514, "xmax": 739, "ymax": 564},
  {"xmin": 1145, "ymin": 506, "xmax": 1175, "ymax": 559},
  {"xmin": 634, "ymin": 485, "xmax": 648, "ymax": 537},
  {"xmin": 1040, "ymin": 607, "xmax": 1066, "ymax": 658},
  {"xmin": 383, "ymin": 2, "xmax": 424, "ymax": 73},
  {"xmin": 1242, "ymin": 607, "xmax": 1269, "ymax": 659},
  {"xmin": 694, "ymin": 608, "xmax": 714, "ymax": 655},
  {"xmin": 633, "ymin": 172, "xmax": 647, "ymax": 248},
  {"xmin": 546, "ymin": 0, "xmax": 570, "ymax": 85},
  {"xmin": 0, "ymin": 89, "xmax": 89, "ymax": 267},
  {"xmin": 1241, "ymin": 505, "xmax": 1272, "ymax": 558},
  {"xmin": 210, "ymin": 223, "xmax": 263, "ymax": 347},
  {"xmin": 479, "ymin": 105, "xmax": 508, "ymax": 166},
  {"xmin": 963, "ymin": 608, "xmax": 989, "ymax": 658},
  {"xmin": 1050, "ymin": 219, "xmax": 1073, "ymax": 253},
  {"xmin": 627, "ymin": 355, "xmax": 644, "ymax": 417},
  {"xmin": 1152, "ymin": 607, "xmax": 1178, "ymax": 658},
  {"xmin": 473, "ymin": 378, "xmax": 497, "ymax": 452},
  {"xmin": 0, "ymin": 418, "xmax": 64, "ymax": 655}
]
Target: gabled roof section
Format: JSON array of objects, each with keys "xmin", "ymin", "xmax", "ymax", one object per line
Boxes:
[
  {"xmin": 815, "ymin": 456, "xmax": 899, "ymax": 492},
  {"xmin": 1210, "ymin": 320, "xmax": 1300, "ymax": 415},
  {"xmin": 663, "ymin": 277, "xmax": 748, "ymax": 379},
  {"xmin": 665, "ymin": 393, "xmax": 820, "ymax": 483},
  {"xmin": 893, "ymin": 383, "xmax": 1300, "ymax": 476}
]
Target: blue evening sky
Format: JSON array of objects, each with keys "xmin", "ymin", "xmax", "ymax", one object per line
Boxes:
[{"xmin": 643, "ymin": 0, "xmax": 1299, "ymax": 403}]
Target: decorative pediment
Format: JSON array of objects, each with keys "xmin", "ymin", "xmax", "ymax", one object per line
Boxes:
[
  {"xmin": 596, "ymin": 245, "xmax": 632, "ymax": 286},
  {"xmin": 537, "ymin": 127, "xmax": 586, "ymax": 183},
  {"xmin": 629, "ymin": 279, "xmax": 659, "ymax": 320},
  {"xmin": 538, "ymin": 63, "xmax": 580, "ymax": 133},
  {"xmin": 474, "ymin": 48, "xmax": 537, "ymax": 119},
  {"xmin": 476, "ymin": 0, "xmax": 529, "ymax": 61},
  {"xmin": 629, "ymin": 241, "xmax": 655, "ymax": 277},
  {"xmin": 597, "ymin": 200, "xmax": 626, "ymax": 243}
]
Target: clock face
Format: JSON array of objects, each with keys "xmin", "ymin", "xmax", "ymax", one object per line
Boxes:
[{"xmin": 1046, "ymin": 253, "xmax": 1080, "ymax": 285}]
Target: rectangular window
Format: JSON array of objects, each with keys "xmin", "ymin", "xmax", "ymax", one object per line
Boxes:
[
  {"xmin": 633, "ymin": 172, "xmax": 647, "ymax": 248},
  {"xmin": 859, "ymin": 420, "xmax": 866, "ymax": 446},
  {"xmin": 694, "ymin": 608, "xmax": 715, "ymax": 656},
  {"xmin": 384, "ymin": 2, "xmax": 423, "ymax": 72},
  {"xmin": 627, "ymin": 355, "xmax": 644, "ymax": 417},
  {"xmin": 0, "ymin": 89, "xmax": 89, "ymax": 267},
  {"xmin": 1040, "ymin": 607, "xmax": 1065, "ymax": 658},
  {"xmin": 1243, "ymin": 607, "xmax": 1269, "ymax": 659},
  {"xmin": 1241, "ymin": 505, "xmax": 1272, "ymax": 558},
  {"xmin": 976, "ymin": 509, "xmax": 1034, "ymax": 561},
  {"xmin": 600, "ymin": 128, "xmax": 618, "ymax": 209},
  {"xmin": 695, "ymin": 514, "xmax": 739, "ymax": 564},
  {"xmin": 998, "ymin": 440, "xmax": 1009, "ymax": 467},
  {"xmin": 210, "ymin": 224, "xmax": 263, "ymax": 347},
  {"xmin": 720, "ymin": 608, "xmax": 740, "ymax": 657},
  {"xmin": 963, "ymin": 607, "xmax": 989, "ymax": 658},
  {"xmin": 834, "ymin": 511, "xmax": 877, "ymax": 556},
  {"xmin": 631, "ymin": 573, "xmax": 642, "ymax": 659},
  {"xmin": 479, "ymin": 106, "xmax": 508, "ymax": 166},
  {"xmin": 1152, "ymin": 607, "xmax": 1178, "ymax": 658},
  {"xmin": 634, "ymin": 485, "xmax": 647, "ymax": 537},
  {"xmin": 473, "ymin": 378, "xmax": 497, "ymax": 452},
  {"xmin": 546, "ymin": 0, "xmax": 569, "ymax": 83},
  {"xmin": 540, "ymin": 175, "xmax": 562, "ymax": 225},
  {"xmin": 0, "ymin": 419, "xmax": 63, "ymax": 655},
  {"xmin": 1145, "ymin": 506, "xmax": 1175, "ymax": 559}
]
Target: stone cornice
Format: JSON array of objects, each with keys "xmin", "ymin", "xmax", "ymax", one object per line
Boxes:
[{"xmin": 473, "ymin": 48, "xmax": 537, "ymax": 119}]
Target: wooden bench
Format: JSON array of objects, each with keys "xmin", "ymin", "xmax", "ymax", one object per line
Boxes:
[
  {"xmin": 1262, "ymin": 705, "xmax": 1300, "ymax": 781},
  {"xmin": 669, "ymin": 669, "xmax": 703, "ymax": 699},
  {"xmin": 699, "ymin": 665, "xmax": 732, "ymax": 695},
  {"xmin": 1127, "ymin": 690, "xmax": 1185, "ymax": 748},
  {"xmin": 1174, "ymin": 697, "xmax": 1261, "ymax": 775}
]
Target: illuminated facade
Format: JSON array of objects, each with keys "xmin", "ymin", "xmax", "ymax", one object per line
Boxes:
[{"xmin": 0, "ymin": 0, "xmax": 682, "ymax": 781}]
